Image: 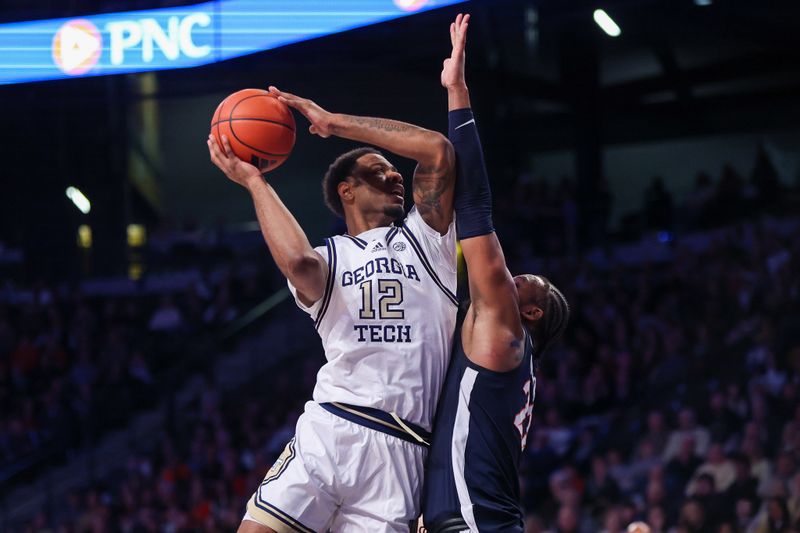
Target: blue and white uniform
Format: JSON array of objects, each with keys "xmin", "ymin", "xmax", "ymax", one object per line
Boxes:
[
  {"xmin": 421, "ymin": 319, "xmax": 535, "ymax": 533},
  {"xmin": 246, "ymin": 206, "xmax": 457, "ymax": 533}
]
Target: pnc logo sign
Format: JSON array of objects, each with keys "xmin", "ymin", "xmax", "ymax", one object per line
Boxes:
[
  {"xmin": 106, "ymin": 13, "xmax": 211, "ymax": 66},
  {"xmin": 393, "ymin": 0, "xmax": 429, "ymax": 11},
  {"xmin": 51, "ymin": 12, "xmax": 212, "ymax": 76},
  {"xmin": 52, "ymin": 19, "xmax": 102, "ymax": 75}
]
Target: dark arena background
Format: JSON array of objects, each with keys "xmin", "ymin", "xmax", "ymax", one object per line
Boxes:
[{"xmin": 1, "ymin": 0, "xmax": 799, "ymax": 531}]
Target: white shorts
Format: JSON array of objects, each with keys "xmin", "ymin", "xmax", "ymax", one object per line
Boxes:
[{"xmin": 245, "ymin": 401, "xmax": 427, "ymax": 533}]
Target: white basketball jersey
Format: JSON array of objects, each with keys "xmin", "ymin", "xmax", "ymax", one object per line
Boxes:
[{"xmin": 288, "ymin": 207, "xmax": 458, "ymax": 431}]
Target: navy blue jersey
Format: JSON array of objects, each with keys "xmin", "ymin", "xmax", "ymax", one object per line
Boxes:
[{"xmin": 422, "ymin": 320, "xmax": 535, "ymax": 533}]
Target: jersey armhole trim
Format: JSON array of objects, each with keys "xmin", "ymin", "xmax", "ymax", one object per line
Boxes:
[
  {"xmin": 400, "ymin": 225, "xmax": 458, "ymax": 307},
  {"xmin": 314, "ymin": 238, "xmax": 337, "ymax": 329}
]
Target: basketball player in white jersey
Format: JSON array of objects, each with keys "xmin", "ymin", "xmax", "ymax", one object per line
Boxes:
[{"xmin": 207, "ymin": 82, "xmax": 458, "ymax": 531}]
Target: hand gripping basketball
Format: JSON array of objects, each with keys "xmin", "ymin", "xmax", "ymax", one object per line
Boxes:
[
  {"xmin": 207, "ymin": 133, "xmax": 262, "ymax": 189},
  {"xmin": 268, "ymin": 86, "xmax": 335, "ymax": 138}
]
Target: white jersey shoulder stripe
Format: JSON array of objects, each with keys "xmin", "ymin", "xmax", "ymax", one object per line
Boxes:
[
  {"xmin": 341, "ymin": 234, "xmax": 367, "ymax": 249},
  {"xmin": 386, "ymin": 226, "xmax": 400, "ymax": 244},
  {"xmin": 399, "ymin": 224, "xmax": 458, "ymax": 306},
  {"xmin": 314, "ymin": 238, "xmax": 337, "ymax": 329}
]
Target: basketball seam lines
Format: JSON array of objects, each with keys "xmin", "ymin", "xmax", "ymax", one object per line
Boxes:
[
  {"xmin": 229, "ymin": 94, "xmax": 295, "ymax": 131},
  {"xmin": 225, "ymin": 93, "xmax": 295, "ymax": 159},
  {"xmin": 210, "ymin": 117, "xmax": 295, "ymax": 131},
  {"xmin": 226, "ymin": 123, "xmax": 292, "ymax": 157}
]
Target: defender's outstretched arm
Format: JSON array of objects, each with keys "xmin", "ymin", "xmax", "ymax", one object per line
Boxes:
[{"xmin": 445, "ymin": 14, "xmax": 526, "ymax": 369}]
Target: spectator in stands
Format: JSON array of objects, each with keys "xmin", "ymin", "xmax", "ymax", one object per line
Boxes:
[
  {"xmin": 750, "ymin": 497, "xmax": 794, "ymax": 533},
  {"xmin": 646, "ymin": 505, "xmax": 668, "ymax": 533},
  {"xmin": 734, "ymin": 497, "xmax": 759, "ymax": 532},
  {"xmin": 677, "ymin": 498, "xmax": 710, "ymax": 533},
  {"xmin": 724, "ymin": 453, "xmax": 759, "ymax": 507},
  {"xmin": 550, "ymin": 505, "xmax": 581, "ymax": 533},
  {"xmin": 637, "ymin": 410, "xmax": 670, "ymax": 458},
  {"xmin": 663, "ymin": 408, "xmax": 711, "ymax": 462},
  {"xmin": 666, "ymin": 437, "xmax": 702, "ymax": 499},
  {"xmin": 585, "ymin": 454, "xmax": 622, "ymax": 512},
  {"xmin": 686, "ymin": 443, "xmax": 736, "ymax": 495}
]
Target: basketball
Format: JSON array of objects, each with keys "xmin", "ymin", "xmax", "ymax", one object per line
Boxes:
[{"xmin": 210, "ymin": 88, "xmax": 296, "ymax": 173}]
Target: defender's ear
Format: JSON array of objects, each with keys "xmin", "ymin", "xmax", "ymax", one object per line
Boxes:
[{"xmin": 521, "ymin": 304, "xmax": 543, "ymax": 323}]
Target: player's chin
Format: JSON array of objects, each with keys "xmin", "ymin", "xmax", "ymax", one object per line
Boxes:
[{"xmin": 383, "ymin": 203, "xmax": 405, "ymax": 220}]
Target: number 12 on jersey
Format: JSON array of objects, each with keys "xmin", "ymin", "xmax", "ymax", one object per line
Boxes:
[
  {"xmin": 354, "ymin": 279, "xmax": 411, "ymax": 343},
  {"xmin": 358, "ymin": 279, "xmax": 404, "ymax": 319}
]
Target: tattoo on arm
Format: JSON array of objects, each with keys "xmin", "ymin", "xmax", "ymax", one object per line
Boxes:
[
  {"xmin": 339, "ymin": 116, "xmax": 411, "ymax": 133},
  {"xmin": 414, "ymin": 165, "xmax": 452, "ymax": 218}
]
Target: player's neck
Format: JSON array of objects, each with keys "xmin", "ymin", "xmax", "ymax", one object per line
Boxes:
[{"xmin": 344, "ymin": 211, "xmax": 394, "ymax": 237}]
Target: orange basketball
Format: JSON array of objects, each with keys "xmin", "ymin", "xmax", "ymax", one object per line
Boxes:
[{"xmin": 210, "ymin": 88, "xmax": 296, "ymax": 173}]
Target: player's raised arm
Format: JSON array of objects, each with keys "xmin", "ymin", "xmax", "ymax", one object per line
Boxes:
[
  {"xmin": 207, "ymin": 134, "xmax": 327, "ymax": 307},
  {"xmin": 445, "ymin": 14, "xmax": 526, "ymax": 368},
  {"xmin": 269, "ymin": 87, "xmax": 455, "ymax": 235}
]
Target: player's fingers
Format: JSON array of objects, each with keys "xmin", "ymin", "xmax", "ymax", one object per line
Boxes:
[
  {"xmin": 207, "ymin": 135, "xmax": 222, "ymax": 159},
  {"xmin": 456, "ymin": 18, "xmax": 469, "ymax": 52},
  {"xmin": 207, "ymin": 139, "xmax": 225, "ymax": 168},
  {"xmin": 309, "ymin": 125, "xmax": 318, "ymax": 135},
  {"xmin": 458, "ymin": 15, "xmax": 468, "ymax": 35},
  {"xmin": 272, "ymin": 86, "xmax": 299, "ymax": 102},
  {"xmin": 220, "ymin": 134, "xmax": 235, "ymax": 158},
  {"xmin": 450, "ymin": 22, "xmax": 456, "ymax": 47}
]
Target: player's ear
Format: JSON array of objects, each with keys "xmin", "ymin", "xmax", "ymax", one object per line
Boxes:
[
  {"xmin": 521, "ymin": 304, "xmax": 543, "ymax": 323},
  {"xmin": 338, "ymin": 180, "xmax": 354, "ymax": 205}
]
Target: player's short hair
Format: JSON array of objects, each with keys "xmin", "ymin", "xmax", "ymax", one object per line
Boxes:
[
  {"xmin": 323, "ymin": 147, "xmax": 382, "ymax": 218},
  {"xmin": 531, "ymin": 276, "xmax": 570, "ymax": 360}
]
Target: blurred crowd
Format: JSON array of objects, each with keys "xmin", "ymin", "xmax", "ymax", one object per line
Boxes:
[
  {"xmin": 8, "ymin": 153, "xmax": 800, "ymax": 531},
  {"xmin": 515, "ymin": 217, "xmax": 800, "ymax": 532},
  {"xmin": 17, "ymin": 213, "xmax": 799, "ymax": 532},
  {"xmin": 21, "ymin": 359, "xmax": 318, "ymax": 532},
  {"xmin": 0, "ymin": 266, "xmax": 270, "ymax": 477}
]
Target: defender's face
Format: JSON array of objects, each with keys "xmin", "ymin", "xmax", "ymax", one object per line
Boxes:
[{"xmin": 351, "ymin": 153, "xmax": 405, "ymax": 219}]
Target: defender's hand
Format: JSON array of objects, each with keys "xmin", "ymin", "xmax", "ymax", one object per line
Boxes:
[
  {"xmin": 268, "ymin": 86, "xmax": 334, "ymax": 138},
  {"xmin": 207, "ymin": 134, "xmax": 263, "ymax": 189},
  {"xmin": 441, "ymin": 13, "xmax": 470, "ymax": 90}
]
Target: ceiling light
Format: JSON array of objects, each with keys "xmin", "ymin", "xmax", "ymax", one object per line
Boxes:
[
  {"xmin": 66, "ymin": 186, "xmax": 91, "ymax": 214},
  {"xmin": 593, "ymin": 9, "xmax": 621, "ymax": 37}
]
